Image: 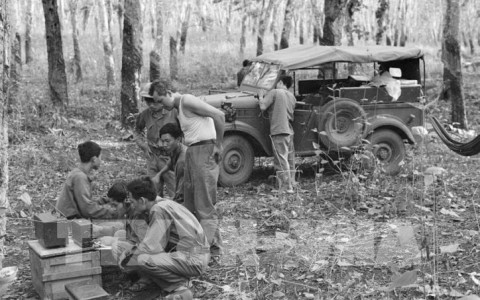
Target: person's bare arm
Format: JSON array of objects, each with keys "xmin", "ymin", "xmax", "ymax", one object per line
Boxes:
[
  {"xmin": 184, "ymin": 95, "xmax": 225, "ymax": 162},
  {"xmin": 134, "ymin": 113, "xmax": 152, "ymax": 159},
  {"xmin": 258, "ymin": 89, "xmax": 275, "ymax": 112},
  {"xmin": 183, "ymin": 96, "xmax": 225, "ymax": 144}
]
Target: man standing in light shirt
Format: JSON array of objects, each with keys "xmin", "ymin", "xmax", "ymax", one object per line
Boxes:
[{"xmin": 148, "ymin": 80, "xmax": 224, "ymax": 260}]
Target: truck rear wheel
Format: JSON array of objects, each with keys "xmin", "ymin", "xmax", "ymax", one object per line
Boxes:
[
  {"xmin": 368, "ymin": 129, "xmax": 405, "ymax": 175},
  {"xmin": 219, "ymin": 135, "xmax": 254, "ymax": 187}
]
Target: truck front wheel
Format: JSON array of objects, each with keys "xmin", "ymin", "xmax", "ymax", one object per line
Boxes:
[
  {"xmin": 219, "ymin": 135, "xmax": 254, "ymax": 187},
  {"xmin": 368, "ymin": 129, "xmax": 406, "ymax": 175}
]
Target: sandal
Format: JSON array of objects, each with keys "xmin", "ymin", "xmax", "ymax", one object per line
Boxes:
[{"xmin": 128, "ymin": 277, "xmax": 155, "ymax": 292}]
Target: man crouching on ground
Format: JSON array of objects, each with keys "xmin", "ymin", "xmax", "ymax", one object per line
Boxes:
[{"xmin": 112, "ymin": 177, "xmax": 209, "ymax": 300}]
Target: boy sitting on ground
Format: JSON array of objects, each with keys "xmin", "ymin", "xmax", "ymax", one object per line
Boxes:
[{"xmin": 56, "ymin": 141, "xmax": 126, "ymax": 220}]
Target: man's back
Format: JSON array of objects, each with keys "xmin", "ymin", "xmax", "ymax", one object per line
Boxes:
[
  {"xmin": 56, "ymin": 168, "xmax": 117, "ymax": 219},
  {"xmin": 56, "ymin": 168, "xmax": 91, "ymax": 218},
  {"xmin": 177, "ymin": 95, "xmax": 216, "ymax": 145},
  {"xmin": 266, "ymin": 89, "xmax": 296, "ymax": 135},
  {"xmin": 138, "ymin": 200, "xmax": 209, "ymax": 254}
]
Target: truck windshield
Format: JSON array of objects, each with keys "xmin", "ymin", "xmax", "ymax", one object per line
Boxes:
[{"xmin": 242, "ymin": 62, "xmax": 280, "ymax": 90}]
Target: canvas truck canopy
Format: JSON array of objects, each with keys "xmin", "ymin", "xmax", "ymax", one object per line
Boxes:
[{"xmin": 251, "ymin": 45, "xmax": 424, "ymax": 69}]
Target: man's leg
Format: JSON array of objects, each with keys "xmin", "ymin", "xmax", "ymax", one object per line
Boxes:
[
  {"xmin": 270, "ymin": 135, "xmax": 293, "ymax": 190},
  {"xmin": 136, "ymin": 252, "xmax": 208, "ymax": 293},
  {"xmin": 287, "ymin": 134, "xmax": 296, "ymax": 185},
  {"xmin": 148, "ymin": 155, "xmax": 175, "ymax": 197},
  {"xmin": 186, "ymin": 145, "xmax": 222, "ymax": 255}
]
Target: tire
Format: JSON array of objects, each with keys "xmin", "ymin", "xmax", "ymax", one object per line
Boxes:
[
  {"xmin": 318, "ymin": 98, "xmax": 367, "ymax": 150},
  {"xmin": 368, "ymin": 129, "xmax": 406, "ymax": 175},
  {"xmin": 219, "ymin": 135, "xmax": 254, "ymax": 187}
]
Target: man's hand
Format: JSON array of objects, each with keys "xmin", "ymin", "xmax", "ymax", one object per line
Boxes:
[
  {"xmin": 137, "ymin": 141, "xmax": 152, "ymax": 159},
  {"xmin": 211, "ymin": 144, "xmax": 224, "ymax": 164},
  {"xmin": 118, "ymin": 249, "xmax": 128, "ymax": 270},
  {"xmin": 114, "ymin": 202, "xmax": 127, "ymax": 218},
  {"xmin": 151, "ymin": 173, "xmax": 161, "ymax": 186},
  {"xmin": 257, "ymin": 89, "xmax": 265, "ymax": 100}
]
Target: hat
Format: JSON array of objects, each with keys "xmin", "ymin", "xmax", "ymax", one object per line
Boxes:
[{"xmin": 140, "ymin": 82, "xmax": 153, "ymax": 99}]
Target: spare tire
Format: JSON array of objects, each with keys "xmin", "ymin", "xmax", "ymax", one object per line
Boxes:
[{"xmin": 318, "ymin": 98, "xmax": 367, "ymax": 150}]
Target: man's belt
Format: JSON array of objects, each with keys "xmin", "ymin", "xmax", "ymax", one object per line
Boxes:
[{"xmin": 189, "ymin": 139, "xmax": 216, "ymax": 147}]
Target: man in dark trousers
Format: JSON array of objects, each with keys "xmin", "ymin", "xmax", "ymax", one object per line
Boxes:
[
  {"xmin": 148, "ymin": 80, "xmax": 224, "ymax": 260},
  {"xmin": 258, "ymin": 75, "xmax": 296, "ymax": 193}
]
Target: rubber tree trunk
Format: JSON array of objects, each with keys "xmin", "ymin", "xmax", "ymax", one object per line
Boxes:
[
  {"xmin": 345, "ymin": 0, "xmax": 361, "ymax": 46},
  {"xmin": 398, "ymin": 0, "xmax": 407, "ymax": 46},
  {"xmin": 82, "ymin": 3, "xmax": 91, "ymax": 31},
  {"xmin": 0, "ymin": 0, "xmax": 12, "ymax": 271},
  {"xmin": 279, "ymin": 0, "xmax": 293, "ymax": 49},
  {"xmin": 257, "ymin": 0, "xmax": 273, "ymax": 56},
  {"xmin": 25, "ymin": 0, "xmax": 34, "ymax": 64},
  {"xmin": 116, "ymin": 1, "xmax": 124, "ymax": 42},
  {"xmin": 179, "ymin": 4, "xmax": 192, "ymax": 54},
  {"xmin": 150, "ymin": 1, "xmax": 164, "ymax": 82},
  {"xmin": 311, "ymin": 0, "xmax": 324, "ymax": 44},
  {"xmin": 9, "ymin": 2, "xmax": 21, "ymax": 110},
  {"xmin": 120, "ymin": 0, "xmax": 142, "ymax": 127},
  {"xmin": 442, "ymin": 0, "xmax": 467, "ymax": 129},
  {"xmin": 299, "ymin": 20, "xmax": 305, "ymax": 44},
  {"xmin": 42, "ymin": 0, "xmax": 69, "ymax": 112},
  {"xmin": 106, "ymin": 0, "xmax": 114, "ymax": 48},
  {"xmin": 239, "ymin": 0, "xmax": 247, "ymax": 56},
  {"xmin": 320, "ymin": 0, "xmax": 347, "ymax": 46},
  {"xmin": 270, "ymin": 2, "xmax": 279, "ymax": 50},
  {"xmin": 94, "ymin": 3, "xmax": 100, "ymax": 41},
  {"xmin": 196, "ymin": 0, "xmax": 208, "ymax": 32},
  {"xmin": 98, "ymin": 0, "xmax": 116, "ymax": 88},
  {"xmin": 169, "ymin": 36, "xmax": 178, "ymax": 80},
  {"xmin": 69, "ymin": 0, "xmax": 82, "ymax": 83},
  {"xmin": 57, "ymin": 0, "xmax": 64, "ymax": 30},
  {"xmin": 225, "ymin": 0, "xmax": 233, "ymax": 38}
]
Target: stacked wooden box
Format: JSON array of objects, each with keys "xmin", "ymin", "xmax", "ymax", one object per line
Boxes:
[{"xmin": 28, "ymin": 237, "xmax": 102, "ymax": 300}]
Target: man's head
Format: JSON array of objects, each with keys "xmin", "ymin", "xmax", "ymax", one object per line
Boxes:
[
  {"xmin": 140, "ymin": 82, "xmax": 164, "ymax": 112},
  {"xmin": 149, "ymin": 80, "xmax": 176, "ymax": 110},
  {"xmin": 159, "ymin": 123, "xmax": 183, "ymax": 155},
  {"xmin": 78, "ymin": 141, "xmax": 102, "ymax": 169},
  {"xmin": 277, "ymin": 75, "xmax": 293, "ymax": 89},
  {"xmin": 107, "ymin": 181, "xmax": 128, "ymax": 203},
  {"xmin": 126, "ymin": 177, "xmax": 157, "ymax": 215}
]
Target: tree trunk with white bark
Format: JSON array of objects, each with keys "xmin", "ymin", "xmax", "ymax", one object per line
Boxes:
[
  {"xmin": 0, "ymin": 0, "xmax": 12, "ymax": 271},
  {"xmin": 98, "ymin": 0, "xmax": 116, "ymax": 88}
]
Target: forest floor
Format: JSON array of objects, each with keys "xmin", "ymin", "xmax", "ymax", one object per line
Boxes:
[{"xmin": 2, "ymin": 73, "xmax": 480, "ymax": 300}]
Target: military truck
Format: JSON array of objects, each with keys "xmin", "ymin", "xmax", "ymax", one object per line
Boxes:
[{"xmin": 201, "ymin": 45, "xmax": 425, "ymax": 186}]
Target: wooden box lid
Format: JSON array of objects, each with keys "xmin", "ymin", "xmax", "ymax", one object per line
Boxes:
[{"xmin": 65, "ymin": 281, "xmax": 109, "ymax": 300}]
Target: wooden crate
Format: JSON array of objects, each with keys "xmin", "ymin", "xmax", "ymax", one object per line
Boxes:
[{"xmin": 28, "ymin": 238, "xmax": 102, "ymax": 300}]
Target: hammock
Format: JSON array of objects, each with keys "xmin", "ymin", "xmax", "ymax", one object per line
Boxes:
[{"xmin": 430, "ymin": 116, "xmax": 480, "ymax": 156}]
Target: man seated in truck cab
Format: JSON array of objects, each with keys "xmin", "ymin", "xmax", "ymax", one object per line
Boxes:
[{"xmin": 370, "ymin": 64, "xmax": 401, "ymax": 101}]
